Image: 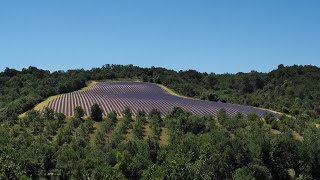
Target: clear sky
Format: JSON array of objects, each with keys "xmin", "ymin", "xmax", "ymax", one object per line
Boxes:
[{"xmin": 0, "ymin": 1, "xmax": 319, "ymax": 74}]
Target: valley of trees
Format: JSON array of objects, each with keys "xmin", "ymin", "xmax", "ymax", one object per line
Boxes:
[{"xmin": 0, "ymin": 64, "xmax": 320, "ymax": 179}]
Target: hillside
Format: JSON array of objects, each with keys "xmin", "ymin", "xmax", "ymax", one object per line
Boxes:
[
  {"xmin": 1, "ymin": 64, "xmax": 319, "ymax": 121},
  {"xmin": 0, "ymin": 65, "xmax": 320, "ymax": 179},
  {"xmin": 37, "ymin": 81, "xmax": 278, "ymax": 117}
]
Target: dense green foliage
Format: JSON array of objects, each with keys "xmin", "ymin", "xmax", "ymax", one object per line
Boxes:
[
  {"xmin": 0, "ymin": 106, "xmax": 320, "ymax": 179},
  {"xmin": 0, "ymin": 64, "xmax": 320, "ymax": 179},
  {"xmin": 0, "ymin": 67, "xmax": 87, "ymax": 120},
  {"xmin": 1, "ymin": 64, "xmax": 319, "ymax": 121},
  {"xmin": 90, "ymin": 103, "xmax": 103, "ymax": 122},
  {"xmin": 132, "ymin": 110, "xmax": 146, "ymax": 139}
]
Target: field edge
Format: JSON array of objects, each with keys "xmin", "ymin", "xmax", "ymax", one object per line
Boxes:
[{"xmin": 19, "ymin": 80, "xmax": 285, "ymax": 119}]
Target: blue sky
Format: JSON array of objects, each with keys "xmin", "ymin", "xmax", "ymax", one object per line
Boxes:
[{"xmin": 0, "ymin": 1, "xmax": 319, "ymax": 74}]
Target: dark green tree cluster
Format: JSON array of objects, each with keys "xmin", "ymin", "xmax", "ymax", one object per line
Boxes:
[
  {"xmin": 90, "ymin": 103, "xmax": 103, "ymax": 122},
  {"xmin": 106, "ymin": 107, "xmax": 133, "ymax": 148},
  {"xmin": 148, "ymin": 109, "xmax": 163, "ymax": 139},
  {"xmin": 94, "ymin": 110, "xmax": 118, "ymax": 148},
  {"xmin": 133, "ymin": 110, "xmax": 146, "ymax": 139},
  {"xmin": 143, "ymin": 108, "xmax": 320, "ymax": 179},
  {"xmin": 0, "ymin": 106, "xmax": 320, "ymax": 179},
  {"xmin": 1, "ymin": 64, "xmax": 320, "ymax": 179}
]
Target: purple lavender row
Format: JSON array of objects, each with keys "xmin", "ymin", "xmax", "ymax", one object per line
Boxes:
[{"xmin": 42, "ymin": 82, "xmax": 279, "ymax": 118}]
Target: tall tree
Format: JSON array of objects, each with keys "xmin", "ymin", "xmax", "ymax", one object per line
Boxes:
[
  {"xmin": 123, "ymin": 107, "xmax": 132, "ymax": 119},
  {"xmin": 74, "ymin": 106, "xmax": 85, "ymax": 119},
  {"xmin": 43, "ymin": 107, "xmax": 55, "ymax": 120},
  {"xmin": 90, "ymin": 103, "xmax": 103, "ymax": 122},
  {"xmin": 107, "ymin": 110, "xmax": 117, "ymax": 124}
]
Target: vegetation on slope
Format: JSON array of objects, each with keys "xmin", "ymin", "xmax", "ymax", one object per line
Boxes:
[
  {"xmin": 0, "ymin": 105, "xmax": 319, "ymax": 179},
  {"xmin": 0, "ymin": 64, "xmax": 320, "ymax": 179},
  {"xmin": 1, "ymin": 64, "xmax": 319, "ymax": 121}
]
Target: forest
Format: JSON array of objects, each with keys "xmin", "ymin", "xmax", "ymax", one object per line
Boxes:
[{"xmin": 0, "ymin": 64, "xmax": 320, "ymax": 179}]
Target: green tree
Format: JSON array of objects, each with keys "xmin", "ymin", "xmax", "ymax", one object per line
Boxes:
[
  {"xmin": 263, "ymin": 112, "xmax": 276, "ymax": 124},
  {"xmin": 107, "ymin": 110, "xmax": 117, "ymax": 124},
  {"xmin": 233, "ymin": 167, "xmax": 255, "ymax": 180},
  {"xmin": 0, "ymin": 155, "xmax": 27, "ymax": 179},
  {"xmin": 240, "ymin": 76, "xmax": 253, "ymax": 94},
  {"xmin": 71, "ymin": 117, "xmax": 82, "ymax": 128},
  {"xmin": 132, "ymin": 111, "xmax": 146, "ymax": 139},
  {"xmin": 26, "ymin": 110, "xmax": 44, "ymax": 135},
  {"xmin": 207, "ymin": 93, "xmax": 219, "ymax": 101},
  {"xmin": 55, "ymin": 112, "xmax": 66, "ymax": 125},
  {"xmin": 90, "ymin": 103, "xmax": 103, "ymax": 122},
  {"xmin": 301, "ymin": 125, "xmax": 320, "ymax": 178},
  {"xmin": 123, "ymin": 107, "xmax": 132, "ymax": 119},
  {"xmin": 91, "ymin": 165, "xmax": 125, "ymax": 179},
  {"xmin": 148, "ymin": 109, "xmax": 162, "ymax": 138},
  {"xmin": 269, "ymin": 134, "xmax": 300, "ymax": 179},
  {"xmin": 95, "ymin": 130, "xmax": 106, "ymax": 147},
  {"xmin": 74, "ymin": 106, "xmax": 85, "ymax": 119},
  {"xmin": 43, "ymin": 107, "xmax": 55, "ymax": 120}
]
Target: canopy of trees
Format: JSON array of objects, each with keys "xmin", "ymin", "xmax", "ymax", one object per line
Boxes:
[
  {"xmin": 0, "ymin": 64, "xmax": 320, "ymax": 179},
  {"xmin": 0, "ymin": 106, "xmax": 319, "ymax": 179}
]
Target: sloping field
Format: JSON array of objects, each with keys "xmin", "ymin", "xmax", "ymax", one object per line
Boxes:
[{"xmin": 41, "ymin": 81, "xmax": 278, "ymax": 117}]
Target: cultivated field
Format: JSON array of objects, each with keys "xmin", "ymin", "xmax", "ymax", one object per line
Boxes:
[{"xmin": 41, "ymin": 81, "xmax": 277, "ymax": 117}]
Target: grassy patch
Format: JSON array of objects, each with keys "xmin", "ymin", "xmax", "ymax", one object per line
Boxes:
[
  {"xmin": 271, "ymin": 129, "xmax": 281, "ymax": 135},
  {"xmin": 19, "ymin": 81, "xmax": 97, "ymax": 118},
  {"xmin": 160, "ymin": 127, "xmax": 169, "ymax": 146},
  {"xmin": 36, "ymin": 81, "xmax": 97, "ymax": 111},
  {"xmin": 125, "ymin": 128, "xmax": 134, "ymax": 140},
  {"xmin": 288, "ymin": 169, "xmax": 296, "ymax": 178},
  {"xmin": 258, "ymin": 107, "xmax": 293, "ymax": 119},
  {"xmin": 96, "ymin": 78, "xmax": 141, "ymax": 82},
  {"xmin": 89, "ymin": 121, "xmax": 101, "ymax": 142},
  {"xmin": 143, "ymin": 123, "xmax": 152, "ymax": 140},
  {"xmin": 81, "ymin": 80, "xmax": 97, "ymax": 91},
  {"xmin": 292, "ymin": 131, "xmax": 303, "ymax": 142},
  {"xmin": 156, "ymin": 84, "xmax": 192, "ymax": 99}
]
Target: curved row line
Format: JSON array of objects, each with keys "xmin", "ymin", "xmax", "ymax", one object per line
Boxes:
[
  {"xmin": 42, "ymin": 82, "xmax": 275, "ymax": 117},
  {"xmin": 45, "ymin": 94, "xmax": 266, "ymax": 117}
]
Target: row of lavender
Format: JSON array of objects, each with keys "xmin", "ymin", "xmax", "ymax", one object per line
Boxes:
[{"xmin": 42, "ymin": 81, "xmax": 278, "ymax": 117}]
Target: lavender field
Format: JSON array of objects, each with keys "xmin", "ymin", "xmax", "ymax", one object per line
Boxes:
[{"xmin": 43, "ymin": 81, "xmax": 278, "ymax": 117}]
